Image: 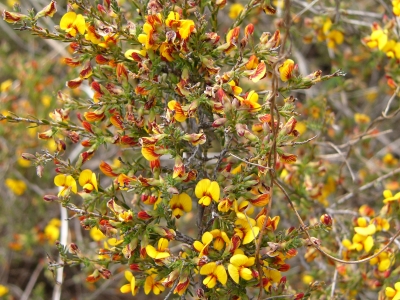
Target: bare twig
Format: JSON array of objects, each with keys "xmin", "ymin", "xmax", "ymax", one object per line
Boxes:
[
  {"xmin": 20, "ymin": 261, "xmax": 44, "ymax": 300},
  {"xmin": 327, "ymin": 142, "xmax": 356, "ymax": 182},
  {"xmin": 383, "ymin": 86, "xmax": 399, "ymax": 117},
  {"xmin": 228, "ymin": 153, "xmax": 272, "ymax": 170},
  {"xmin": 278, "ymin": 135, "xmax": 318, "ymax": 147},
  {"xmin": 333, "ymin": 167, "xmax": 400, "ymax": 206}
]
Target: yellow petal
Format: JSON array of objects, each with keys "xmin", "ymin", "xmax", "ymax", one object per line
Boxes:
[
  {"xmin": 146, "ymin": 245, "xmax": 157, "ymax": 258},
  {"xmin": 91, "ymin": 172, "xmax": 98, "ymax": 191},
  {"xmin": 209, "ymin": 181, "xmax": 220, "ymax": 201},
  {"xmin": 179, "ymin": 19, "xmax": 195, "ymax": 40},
  {"xmin": 243, "ymin": 226, "xmax": 260, "ymax": 244},
  {"xmin": 203, "ymin": 275, "xmax": 217, "ymax": 288},
  {"xmin": 230, "ymin": 254, "xmax": 249, "ymax": 266},
  {"xmin": 228, "ymin": 264, "xmax": 240, "ymax": 283},
  {"xmin": 385, "ymin": 287, "xmax": 396, "ymax": 297},
  {"xmin": 125, "ymin": 270, "xmax": 133, "ymax": 282},
  {"xmin": 202, "ymin": 231, "xmax": 213, "ymax": 245},
  {"xmin": 179, "ymin": 193, "xmax": 192, "ymax": 212},
  {"xmin": 195, "ymin": 179, "xmax": 211, "ymax": 198},
  {"xmin": 120, "ymin": 283, "xmax": 131, "ymax": 293},
  {"xmin": 54, "ymin": 174, "xmax": 66, "ymax": 186},
  {"xmin": 239, "ymin": 267, "xmax": 253, "ymax": 280},
  {"xmin": 364, "ymin": 235, "xmax": 374, "ymax": 253},
  {"xmin": 354, "ymin": 224, "xmax": 376, "ymax": 236},
  {"xmin": 215, "ymin": 265, "xmax": 227, "ymax": 285},
  {"xmin": 378, "ymin": 258, "xmax": 391, "ymax": 271},
  {"xmin": 79, "ymin": 169, "xmax": 93, "ymax": 186},
  {"xmin": 200, "ymin": 262, "xmax": 216, "ymax": 275},
  {"xmin": 158, "ymin": 238, "xmax": 169, "ymax": 251},
  {"xmin": 60, "ymin": 12, "xmax": 76, "ymax": 30},
  {"xmin": 74, "ymin": 14, "xmax": 86, "ymax": 35},
  {"xmin": 193, "ymin": 241, "xmax": 205, "ymax": 253}
]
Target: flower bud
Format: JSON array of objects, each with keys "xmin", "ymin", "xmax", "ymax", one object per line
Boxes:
[
  {"xmin": 137, "ymin": 210, "xmax": 152, "ymax": 220},
  {"xmin": 21, "ymin": 153, "xmax": 36, "ymax": 161},
  {"xmin": 43, "ymin": 194, "xmax": 59, "ymax": 202},
  {"xmin": 35, "ymin": 0, "xmax": 57, "ymax": 19},
  {"xmin": 36, "ymin": 165, "xmax": 44, "ymax": 177},
  {"xmin": 320, "ymin": 214, "xmax": 333, "ymax": 227},
  {"xmin": 2, "ymin": 11, "xmax": 29, "ymax": 23}
]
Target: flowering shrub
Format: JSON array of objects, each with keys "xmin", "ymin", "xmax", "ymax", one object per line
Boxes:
[{"xmin": 1, "ymin": 0, "xmax": 400, "ymax": 299}]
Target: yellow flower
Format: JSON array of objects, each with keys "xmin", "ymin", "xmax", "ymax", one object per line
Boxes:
[
  {"xmin": 90, "ymin": 227, "xmax": 106, "ymax": 241},
  {"xmin": 386, "ymin": 282, "xmax": 400, "ymax": 300},
  {"xmin": 193, "ymin": 231, "xmax": 213, "ymax": 257},
  {"xmin": 303, "ymin": 274, "xmax": 314, "ymax": 284},
  {"xmin": 0, "ymin": 284, "xmax": 9, "ymax": 297},
  {"xmin": 209, "ymin": 229, "xmax": 230, "ymax": 251},
  {"xmin": 60, "ymin": 12, "xmax": 86, "ymax": 37},
  {"xmin": 371, "ymin": 216, "xmax": 390, "ymax": 232},
  {"xmin": 228, "ymin": 254, "xmax": 255, "ymax": 283},
  {"xmin": 44, "ymin": 218, "xmax": 60, "ymax": 243},
  {"xmin": 169, "ymin": 193, "xmax": 192, "ymax": 219},
  {"xmin": 144, "ymin": 273, "xmax": 165, "ymax": 295},
  {"xmin": 165, "ymin": 11, "xmax": 195, "ymax": 40},
  {"xmin": 383, "ymin": 153, "xmax": 399, "ymax": 166},
  {"xmin": 200, "ymin": 262, "xmax": 227, "ymax": 288},
  {"xmin": 370, "ymin": 250, "xmax": 393, "ymax": 272},
  {"xmin": 195, "ymin": 179, "xmax": 220, "ymax": 206},
  {"xmin": 229, "ymin": 3, "xmax": 244, "ymax": 19},
  {"xmin": 383, "ymin": 189, "xmax": 400, "ymax": 203},
  {"xmin": 326, "ymin": 30, "xmax": 344, "ymax": 48},
  {"xmin": 234, "ymin": 218, "xmax": 260, "ymax": 245},
  {"xmin": 146, "ymin": 238, "xmax": 170, "ymax": 259},
  {"xmin": 239, "ymin": 90, "xmax": 261, "ymax": 112},
  {"xmin": 54, "ymin": 174, "xmax": 77, "ymax": 196},
  {"xmin": 79, "ymin": 169, "xmax": 98, "ymax": 192},
  {"xmin": 178, "ymin": 19, "xmax": 195, "ymax": 40},
  {"xmin": 278, "ymin": 59, "xmax": 295, "ymax": 82},
  {"xmin": 1, "ymin": 79, "xmax": 12, "ymax": 92},
  {"xmin": 354, "ymin": 113, "xmax": 370, "ymax": 124},
  {"xmin": 5, "ymin": 178, "xmax": 27, "ymax": 195},
  {"xmin": 366, "ymin": 28, "xmax": 388, "ymax": 50},
  {"xmin": 120, "ymin": 271, "xmax": 138, "ymax": 295}
]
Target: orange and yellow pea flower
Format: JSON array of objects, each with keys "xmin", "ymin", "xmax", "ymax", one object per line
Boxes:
[
  {"xmin": 239, "ymin": 90, "xmax": 261, "ymax": 112},
  {"xmin": 60, "ymin": 12, "xmax": 86, "ymax": 37},
  {"xmin": 146, "ymin": 238, "xmax": 170, "ymax": 259},
  {"xmin": 278, "ymin": 59, "xmax": 295, "ymax": 82},
  {"xmin": 200, "ymin": 262, "xmax": 227, "ymax": 288},
  {"xmin": 195, "ymin": 179, "xmax": 220, "ymax": 206},
  {"xmin": 78, "ymin": 169, "xmax": 98, "ymax": 193},
  {"xmin": 120, "ymin": 271, "xmax": 138, "ymax": 296},
  {"xmin": 168, "ymin": 100, "xmax": 187, "ymax": 122},
  {"xmin": 54, "ymin": 174, "xmax": 77, "ymax": 196},
  {"xmin": 169, "ymin": 193, "xmax": 192, "ymax": 219}
]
